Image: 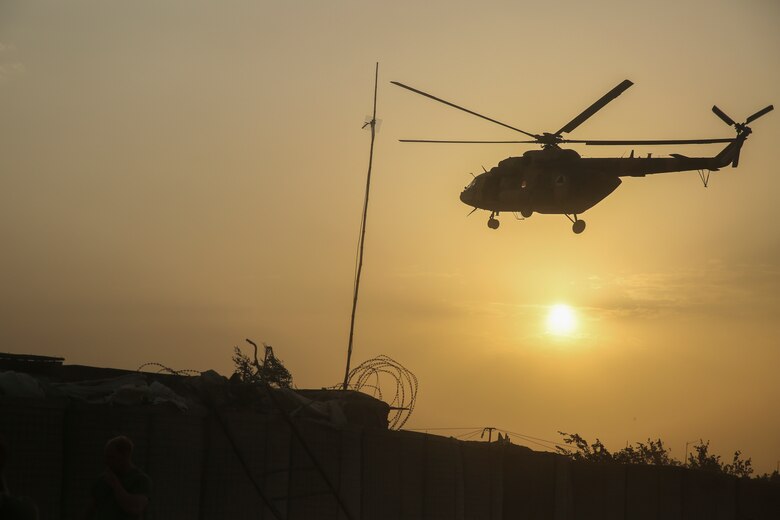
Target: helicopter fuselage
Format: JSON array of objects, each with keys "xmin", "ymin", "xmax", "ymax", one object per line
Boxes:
[{"xmin": 459, "ymin": 146, "xmax": 732, "ymax": 216}]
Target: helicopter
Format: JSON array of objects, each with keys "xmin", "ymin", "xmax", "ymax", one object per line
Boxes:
[{"xmin": 391, "ymin": 79, "xmax": 773, "ymax": 233}]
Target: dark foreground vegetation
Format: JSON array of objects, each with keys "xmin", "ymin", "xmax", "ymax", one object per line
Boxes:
[{"xmin": 557, "ymin": 432, "xmax": 779, "ymax": 481}]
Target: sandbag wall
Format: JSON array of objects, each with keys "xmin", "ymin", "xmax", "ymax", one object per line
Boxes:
[{"xmin": 2, "ymin": 395, "xmax": 779, "ymax": 519}]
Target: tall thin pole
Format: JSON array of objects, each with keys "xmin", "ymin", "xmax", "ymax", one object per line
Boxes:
[
  {"xmin": 684, "ymin": 440, "xmax": 696, "ymax": 466},
  {"xmin": 343, "ymin": 63, "xmax": 379, "ymax": 391}
]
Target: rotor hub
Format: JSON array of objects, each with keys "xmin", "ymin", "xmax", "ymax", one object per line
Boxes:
[{"xmin": 538, "ymin": 132, "xmax": 564, "ymax": 148}]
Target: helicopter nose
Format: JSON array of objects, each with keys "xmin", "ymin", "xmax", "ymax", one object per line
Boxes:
[{"xmin": 460, "ymin": 188, "xmax": 478, "ymax": 209}]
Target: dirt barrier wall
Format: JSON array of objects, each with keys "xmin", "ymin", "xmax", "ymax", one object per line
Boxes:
[{"xmin": 2, "ymin": 396, "xmax": 779, "ymax": 519}]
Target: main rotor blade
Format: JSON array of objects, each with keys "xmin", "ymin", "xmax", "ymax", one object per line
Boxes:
[
  {"xmin": 746, "ymin": 105, "xmax": 774, "ymax": 124},
  {"xmin": 399, "ymin": 139, "xmax": 538, "ymax": 144},
  {"xmin": 712, "ymin": 105, "xmax": 736, "ymax": 127},
  {"xmin": 391, "ymin": 81, "xmax": 540, "ymax": 139},
  {"xmin": 570, "ymin": 137, "xmax": 736, "ymax": 146},
  {"xmin": 555, "ymin": 79, "xmax": 633, "ymax": 135},
  {"xmin": 400, "ymin": 137, "xmax": 735, "ymax": 145}
]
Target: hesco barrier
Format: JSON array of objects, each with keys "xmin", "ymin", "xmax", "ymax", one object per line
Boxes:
[{"xmin": 2, "ymin": 395, "xmax": 779, "ymax": 519}]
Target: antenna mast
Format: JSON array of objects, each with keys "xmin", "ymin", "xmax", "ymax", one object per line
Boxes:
[{"xmin": 343, "ymin": 63, "xmax": 379, "ymax": 391}]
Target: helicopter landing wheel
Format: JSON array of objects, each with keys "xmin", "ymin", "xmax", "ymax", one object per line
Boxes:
[
  {"xmin": 520, "ymin": 209, "xmax": 533, "ymax": 218},
  {"xmin": 572, "ymin": 219, "xmax": 586, "ymax": 234},
  {"xmin": 487, "ymin": 218, "xmax": 500, "ymax": 230}
]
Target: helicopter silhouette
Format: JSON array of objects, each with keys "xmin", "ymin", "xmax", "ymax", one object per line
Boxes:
[{"xmin": 391, "ymin": 79, "xmax": 773, "ymax": 233}]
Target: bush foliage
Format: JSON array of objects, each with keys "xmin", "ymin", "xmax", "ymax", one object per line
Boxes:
[
  {"xmin": 232, "ymin": 340, "xmax": 293, "ymax": 388},
  {"xmin": 556, "ymin": 432, "xmax": 760, "ymax": 478}
]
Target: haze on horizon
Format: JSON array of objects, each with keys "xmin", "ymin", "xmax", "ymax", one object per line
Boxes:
[{"xmin": 1, "ymin": 0, "xmax": 779, "ymax": 472}]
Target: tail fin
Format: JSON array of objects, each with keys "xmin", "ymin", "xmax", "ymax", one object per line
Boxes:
[{"xmin": 714, "ymin": 137, "xmax": 744, "ymax": 168}]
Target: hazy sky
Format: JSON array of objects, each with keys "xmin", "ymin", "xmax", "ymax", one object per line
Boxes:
[{"xmin": 1, "ymin": 1, "xmax": 779, "ymax": 472}]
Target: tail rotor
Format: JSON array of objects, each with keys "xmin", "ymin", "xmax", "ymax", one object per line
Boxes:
[
  {"xmin": 712, "ymin": 104, "xmax": 773, "ymax": 134},
  {"xmin": 711, "ymin": 104, "xmax": 773, "ymax": 167}
]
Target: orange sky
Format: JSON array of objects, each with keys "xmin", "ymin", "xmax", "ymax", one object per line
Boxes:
[{"xmin": 1, "ymin": 0, "xmax": 779, "ymax": 472}]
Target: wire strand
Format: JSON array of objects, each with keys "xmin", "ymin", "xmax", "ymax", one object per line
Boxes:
[{"xmin": 333, "ymin": 353, "xmax": 417, "ymax": 430}]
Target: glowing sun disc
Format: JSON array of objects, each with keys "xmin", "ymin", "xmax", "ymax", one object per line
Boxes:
[{"xmin": 546, "ymin": 304, "xmax": 576, "ymax": 336}]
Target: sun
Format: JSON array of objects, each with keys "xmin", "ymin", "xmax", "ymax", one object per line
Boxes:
[{"xmin": 546, "ymin": 304, "xmax": 577, "ymax": 336}]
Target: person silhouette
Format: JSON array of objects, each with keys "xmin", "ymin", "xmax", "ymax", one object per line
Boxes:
[{"xmin": 86, "ymin": 436, "xmax": 151, "ymax": 519}]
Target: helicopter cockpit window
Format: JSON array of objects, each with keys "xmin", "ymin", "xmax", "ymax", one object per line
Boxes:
[{"xmin": 465, "ymin": 178, "xmax": 477, "ymax": 189}]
